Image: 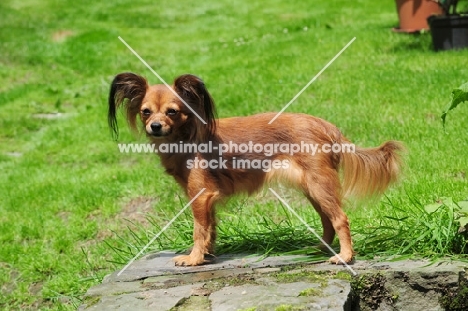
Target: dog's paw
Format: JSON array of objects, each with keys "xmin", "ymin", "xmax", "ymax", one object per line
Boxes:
[
  {"xmin": 173, "ymin": 254, "xmax": 205, "ymax": 266},
  {"xmin": 329, "ymin": 253, "xmax": 354, "ymax": 265}
]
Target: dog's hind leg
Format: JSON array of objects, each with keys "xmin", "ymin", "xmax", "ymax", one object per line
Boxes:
[
  {"xmin": 302, "ymin": 168, "xmax": 354, "ymax": 264},
  {"xmin": 173, "ymin": 189, "xmax": 218, "ymax": 266},
  {"xmin": 305, "ymin": 195, "xmax": 336, "ymax": 248}
]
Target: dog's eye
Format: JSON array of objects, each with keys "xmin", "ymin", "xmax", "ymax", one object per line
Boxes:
[
  {"xmin": 166, "ymin": 109, "xmax": 178, "ymax": 116},
  {"xmin": 141, "ymin": 108, "xmax": 151, "ymax": 116}
]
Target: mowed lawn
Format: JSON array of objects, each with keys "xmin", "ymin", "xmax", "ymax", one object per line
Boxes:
[{"xmin": 1, "ymin": 0, "xmax": 467, "ymax": 309}]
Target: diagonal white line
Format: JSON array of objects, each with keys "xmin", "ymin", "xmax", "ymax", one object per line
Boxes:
[
  {"xmin": 118, "ymin": 36, "xmax": 207, "ymax": 125},
  {"xmin": 117, "ymin": 188, "xmax": 206, "ymax": 276},
  {"xmin": 268, "ymin": 188, "xmax": 357, "ymax": 276},
  {"xmin": 268, "ymin": 37, "xmax": 356, "ymax": 124}
]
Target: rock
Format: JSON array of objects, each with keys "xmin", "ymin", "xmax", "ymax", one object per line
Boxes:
[
  {"xmin": 80, "ymin": 283, "xmax": 203, "ymax": 311},
  {"xmin": 352, "ymin": 261, "xmax": 466, "ymax": 311},
  {"xmin": 79, "ymin": 252, "xmax": 468, "ymax": 311},
  {"xmin": 210, "ymin": 281, "xmax": 350, "ymax": 311},
  {"xmin": 85, "ymin": 280, "xmax": 143, "ymax": 297}
]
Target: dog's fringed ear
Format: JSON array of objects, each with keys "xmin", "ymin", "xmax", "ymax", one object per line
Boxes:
[
  {"xmin": 108, "ymin": 72, "xmax": 148, "ymax": 140},
  {"xmin": 173, "ymin": 74, "xmax": 217, "ymax": 142}
]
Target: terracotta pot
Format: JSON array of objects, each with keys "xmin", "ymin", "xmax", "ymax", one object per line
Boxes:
[{"xmin": 395, "ymin": 0, "xmax": 443, "ymax": 32}]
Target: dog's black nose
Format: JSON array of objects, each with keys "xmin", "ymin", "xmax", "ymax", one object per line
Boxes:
[{"xmin": 151, "ymin": 122, "xmax": 162, "ymax": 132}]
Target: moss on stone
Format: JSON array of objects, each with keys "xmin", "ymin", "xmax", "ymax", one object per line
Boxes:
[
  {"xmin": 171, "ymin": 296, "xmax": 211, "ymax": 311},
  {"xmin": 274, "ymin": 304, "xmax": 306, "ymax": 311},
  {"xmin": 439, "ymin": 276, "xmax": 468, "ymax": 311},
  {"xmin": 334, "ymin": 270, "xmax": 353, "ymax": 281},
  {"xmin": 82, "ymin": 296, "xmax": 101, "ymax": 308},
  {"xmin": 350, "ymin": 273, "xmax": 396, "ymax": 311},
  {"xmin": 273, "ymin": 269, "xmax": 328, "ymax": 287},
  {"xmin": 298, "ymin": 287, "xmax": 321, "ymax": 297}
]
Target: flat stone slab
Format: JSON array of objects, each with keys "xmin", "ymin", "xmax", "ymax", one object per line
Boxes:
[
  {"xmin": 210, "ymin": 280, "xmax": 350, "ymax": 311},
  {"xmin": 79, "ymin": 252, "xmax": 468, "ymax": 311},
  {"xmin": 104, "ymin": 251, "xmax": 316, "ymax": 282},
  {"xmin": 83, "ymin": 283, "xmax": 201, "ymax": 311}
]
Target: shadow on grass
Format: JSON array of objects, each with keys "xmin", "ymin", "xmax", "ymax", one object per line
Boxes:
[{"xmin": 391, "ymin": 32, "xmax": 434, "ymax": 52}]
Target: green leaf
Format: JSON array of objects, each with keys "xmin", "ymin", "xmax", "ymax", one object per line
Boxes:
[
  {"xmin": 458, "ymin": 217, "xmax": 468, "ymax": 233},
  {"xmin": 424, "ymin": 203, "xmax": 443, "ymax": 214},
  {"xmin": 456, "ymin": 200, "xmax": 468, "ymax": 213},
  {"xmin": 459, "ymin": 217, "xmax": 468, "ymax": 227},
  {"xmin": 441, "ymin": 197, "xmax": 457, "ymax": 213},
  {"xmin": 441, "ymin": 82, "xmax": 468, "ymax": 128}
]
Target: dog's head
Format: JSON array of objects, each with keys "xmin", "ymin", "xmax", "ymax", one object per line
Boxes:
[{"xmin": 108, "ymin": 73, "xmax": 216, "ymax": 142}]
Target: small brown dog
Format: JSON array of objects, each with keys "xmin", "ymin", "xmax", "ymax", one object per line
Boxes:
[{"xmin": 108, "ymin": 73, "xmax": 403, "ymax": 266}]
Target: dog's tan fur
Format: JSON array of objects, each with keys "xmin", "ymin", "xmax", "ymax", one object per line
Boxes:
[{"xmin": 108, "ymin": 73, "xmax": 404, "ymax": 266}]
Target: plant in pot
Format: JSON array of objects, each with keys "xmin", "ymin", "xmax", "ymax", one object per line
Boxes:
[
  {"xmin": 394, "ymin": 0, "xmax": 443, "ymax": 33},
  {"xmin": 428, "ymin": 0, "xmax": 468, "ymax": 51}
]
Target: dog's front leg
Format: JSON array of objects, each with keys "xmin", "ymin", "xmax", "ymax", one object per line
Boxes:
[{"xmin": 173, "ymin": 190, "xmax": 218, "ymax": 266}]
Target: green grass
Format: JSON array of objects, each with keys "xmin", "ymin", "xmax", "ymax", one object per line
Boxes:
[{"xmin": 1, "ymin": 0, "xmax": 468, "ymax": 309}]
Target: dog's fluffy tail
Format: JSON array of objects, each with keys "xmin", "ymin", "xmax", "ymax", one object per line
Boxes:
[{"xmin": 341, "ymin": 140, "xmax": 404, "ymax": 198}]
